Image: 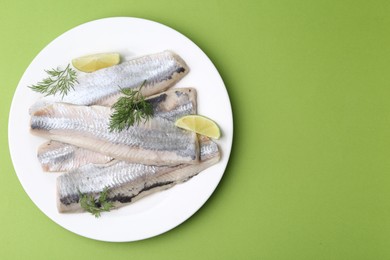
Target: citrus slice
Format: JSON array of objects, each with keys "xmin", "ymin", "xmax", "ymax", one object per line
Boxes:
[
  {"xmin": 71, "ymin": 53, "xmax": 120, "ymax": 72},
  {"xmin": 175, "ymin": 115, "xmax": 221, "ymax": 139}
]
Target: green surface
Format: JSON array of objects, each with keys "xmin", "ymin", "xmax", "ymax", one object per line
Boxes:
[{"xmin": 1, "ymin": 0, "xmax": 390, "ymax": 259}]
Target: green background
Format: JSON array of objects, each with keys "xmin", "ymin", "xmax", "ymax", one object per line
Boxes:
[{"xmin": 1, "ymin": 0, "xmax": 390, "ymax": 259}]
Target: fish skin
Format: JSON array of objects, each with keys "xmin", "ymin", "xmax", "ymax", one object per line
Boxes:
[
  {"xmin": 30, "ymin": 89, "xmax": 199, "ymax": 166},
  {"xmin": 37, "ymin": 88, "xmax": 197, "ymax": 171},
  {"xmin": 29, "ymin": 51, "xmax": 189, "ymax": 112},
  {"xmin": 57, "ymin": 136, "xmax": 220, "ymax": 213}
]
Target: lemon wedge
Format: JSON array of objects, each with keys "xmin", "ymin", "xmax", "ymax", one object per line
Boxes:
[
  {"xmin": 175, "ymin": 115, "xmax": 221, "ymax": 139},
  {"xmin": 72, "ymin": 53, "xmax": 120, "ymax": 72}
]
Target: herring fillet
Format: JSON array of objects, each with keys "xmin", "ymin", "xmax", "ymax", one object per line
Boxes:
[
  {"xmin": 30, "ymin": 93, "xmax": 199, "ymax": 166},
  {"xmin": 30, "ymin": 106, "xmax": 199, "ymax": 165},
  {"xmin": 29, "ymin": 50, "xmax": 189, "ymax": 112},
  {"xmin": 37, "ymin": 88, "xmax": 197, "ymax": 171},
  {"xmin": 38, "ymin": 141, "xmax": 114, "ymax": 172},
  {"xmin": 57, "ymin": 136, "xmax": 220, "ymax": 213}
]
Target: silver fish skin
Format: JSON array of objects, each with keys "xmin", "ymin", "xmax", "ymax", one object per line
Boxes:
[
  {"xmin": 30, "ymin": 90, "xmax": 199, "ymax": 166},
  {"xmin": 37, "ymin": 88, "xmax": 197, "ymax": 172},
  {"xmin": 38, "ymin": 141, "xmax": 114, "ymax": 172},
  {"xmin": 29, "ymin": 50, "xmax": 189, "ymax": 112},
  {"xmin": 57, "ymin": 136, "xmax": 220, "ymax": 213}
]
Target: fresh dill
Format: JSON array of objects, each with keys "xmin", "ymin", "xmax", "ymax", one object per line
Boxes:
[
  {"xmin": 29, "ymin": 64, "xmax": 78, "ymax": 98},
  {"xmin": 108, "ymin": 80, "xmax": 154, "ymax": 132},
  {"xmin": 78, "ymin": 187, "xmax": 114, "ymax": 218}
]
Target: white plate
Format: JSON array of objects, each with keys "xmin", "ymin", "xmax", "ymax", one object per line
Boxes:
[{"xmin": 8, "ymin": 17, "xmax": 233, "ymax": 242}]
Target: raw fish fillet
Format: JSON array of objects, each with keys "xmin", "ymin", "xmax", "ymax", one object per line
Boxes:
[
  {"xmin": 30, "ymin": 50, "xmax": 189, "ymax": 112},
  {"xmin": 30, "ymin": 89, "xmax": 199, "ymax": 165},
  {"xmin": 57, "ymin": 136, "xmax": 220, "ymax": 213},
  {"xmin": 38, "ymin": 141, "xmax": 114, "ymax": 172},
  {"xmin": 37, "ymin": 88, "xmax": 197, "ymax": 171}
]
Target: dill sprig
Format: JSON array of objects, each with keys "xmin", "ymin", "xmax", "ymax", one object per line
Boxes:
[
  {"xmin": 78, "ymin": 187, "xmax": 114, "ymax": 218},
  {"xmin": 109, "ymin": 81, "xmax": 154, "ymax": 132},
  {"xmin": 29, "ymin": 64, "xmax": 78, "ymax": 98}
]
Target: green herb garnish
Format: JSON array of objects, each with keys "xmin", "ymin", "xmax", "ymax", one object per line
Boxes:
[
  {"xmin": 79, "ymin": 187, "xmax": 114, "ymax": 218},
  {"xmin": 108, "ymin": 81, "xmax": 154, "ymax": 132},
  {"xmin": 29, "ymin": 64, "xmax": 78, "ymax": 98}
]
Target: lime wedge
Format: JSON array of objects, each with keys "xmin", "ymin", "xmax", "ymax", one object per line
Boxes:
[
  {"xmin": 175, "ymin": 115, "xmax": 221, "ymax": 139},
  {"xmin": 72, "ymin": 53, "xmax": 120, "ymax": 72}
]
